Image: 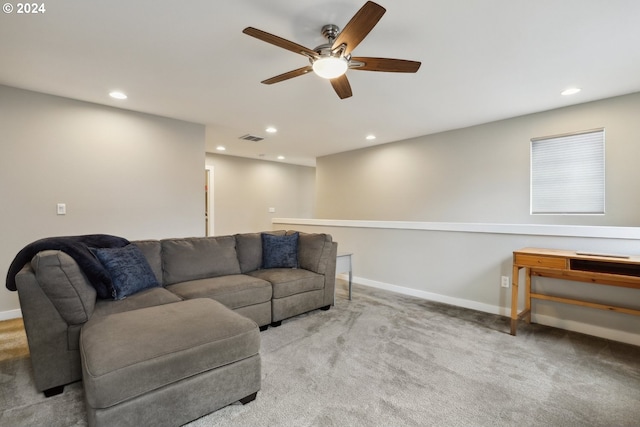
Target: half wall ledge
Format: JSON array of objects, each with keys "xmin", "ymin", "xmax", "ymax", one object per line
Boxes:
[{"xmin": 272, "ymin": 218, "xmax": 640, "ymax": 240}]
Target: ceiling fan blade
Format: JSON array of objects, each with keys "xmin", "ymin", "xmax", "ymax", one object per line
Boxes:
[
  {"xmin": 261, "ymin": 66, "xmax": 313, "ymax": 85},
  {"xmin": 330, "ymin": 74, "xmax": 353, "ymax": 99},
  {"xmin": 243, "ymin": 27, "xmax": 318, "ymax": 58},
  {"xmin": 331, "ymin": 1, "xmax": 386, "ymax": 56},
  {"xmin": 350, "ymin": 57, "xmax": 421, "ymax": 73}
]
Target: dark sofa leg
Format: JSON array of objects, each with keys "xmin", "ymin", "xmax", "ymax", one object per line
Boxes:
[
  {"xmin": 270, "ymin": 320, "xmax": 282, "ymax": 327},
  {"xmin": 239, "ymin": 392, "xmax": 258, "ymax": 405},
  {"xmin": 259, "ymin": 324, "xmax": 269, "ymax": 332},
  {"xmin": 320, "ymin": 305, "xmax": 331, "ymax": 311},
  {"xmin": 44, "ymin": 385, "xmax": 64, "ymax": 397}
]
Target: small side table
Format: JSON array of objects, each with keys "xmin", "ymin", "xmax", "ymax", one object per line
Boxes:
[{"xmin": 336, "ymin": 253, "xmax": 353, "ymax": 300}]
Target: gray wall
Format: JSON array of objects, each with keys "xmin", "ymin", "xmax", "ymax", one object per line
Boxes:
[
  {"xmin": 206, "ymin": 153, "xmax": 315, "ymax": 236},
  {"xmin": 0, "ymin": 85, "xmax": 205, "ymax": 317},
  {"xmin": 316, "ymin": 92, "xmax": 640, "ymax": 226}
]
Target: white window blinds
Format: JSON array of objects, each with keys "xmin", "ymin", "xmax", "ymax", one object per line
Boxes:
[{"xmin": 531, "ymin": 129, "xmax": 605, "ymax": 214}]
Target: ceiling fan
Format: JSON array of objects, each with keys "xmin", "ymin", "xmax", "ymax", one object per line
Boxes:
[{"xmin": 242, "ymin": 1, "xmax": 421, "ymax": 99}]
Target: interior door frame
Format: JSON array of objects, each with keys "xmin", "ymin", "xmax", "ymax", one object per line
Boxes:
[{"xmin": 205, "ymin": 165, "xmax": 214, "ymax": 236}]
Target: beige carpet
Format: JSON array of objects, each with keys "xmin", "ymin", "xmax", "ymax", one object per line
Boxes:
[{"xmin": 2, "ymin": 281, "xmax": 640, "ymax": 426}]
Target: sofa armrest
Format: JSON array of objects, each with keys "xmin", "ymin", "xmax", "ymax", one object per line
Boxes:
[
  {"xmin": 322, "ymin": 242, "xmax": 338, "ymax": 307},
  {"xmin": 15, "ymin": 263, "xmax": 84, "ymax": 392},
  {"xmin": 296, "ymin": 232, "xmax": 338, "ymax": 307},
  {"xmin": 30, "ymin": 250, "xmax": 97, "ymax": 324}
]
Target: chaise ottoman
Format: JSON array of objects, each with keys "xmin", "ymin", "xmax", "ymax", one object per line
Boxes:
[{"xmin": 80, "ymin": 298, "xmax": 261, "ymax": 427}]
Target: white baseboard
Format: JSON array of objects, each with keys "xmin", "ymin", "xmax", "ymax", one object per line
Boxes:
[
  {"xmin": 0, "ymin": 309, "xmax": 22, "ymax": 321},
  {"xmin": 342, "ymin": 274, "xmax": 508, "ymax": 315},
  {"xmin": 339, "ymin": 274, "xmax": 640, "ymax": 346}
]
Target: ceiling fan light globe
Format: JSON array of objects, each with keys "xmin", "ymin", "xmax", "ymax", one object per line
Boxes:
[{"xmin": 312, "ymin": 56, "xmax": 348, "ymax": 79}]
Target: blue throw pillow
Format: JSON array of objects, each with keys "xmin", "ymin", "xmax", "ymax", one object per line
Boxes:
[
  {"xmin": 92, "ymin": 244, "xmax": 160, "ymax": 300},
  {"xmin": 262, "ymin": 232, "xmax": 299, "ymax": 269}
]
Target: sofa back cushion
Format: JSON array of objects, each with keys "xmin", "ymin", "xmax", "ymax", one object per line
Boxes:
[
  {"xmin": 297, "ymin": 232, "xmax": 333, "ymax": 273},
  {"xmin": 31, "ymin": 250, "xmax": 97, "ymax": 325},
  {"xmin": 235, "ymin": 230, "xmax": 286, "ymax": 273},
  {"xmin": 235, "ymin": 233, "xmax": 262, "ymax": 273},
  {"xmin": 132, "ymin": 240, "xmax": 163, "ymax": 283},
  {"xmin": 161, "ymin": 236, "xmax": 241, "ymax": 285}
]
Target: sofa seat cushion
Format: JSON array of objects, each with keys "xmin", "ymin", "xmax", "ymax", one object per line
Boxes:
[
  {"xmin": 92, "ymin": 287, "xmax": 182, "ymax": 318},
  {"xmin": 247, "ymin": 268, "xmax": 324, "ymax": 299},
  {"xmin": 80, "ymin": 298, "xmax": 260, "ymax": 409},
  {"xmin": 166, "ymin": 274, "xmax": 272, "ymax": 310}
]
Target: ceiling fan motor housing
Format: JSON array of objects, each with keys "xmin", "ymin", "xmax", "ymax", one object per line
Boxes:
[
  {"xmin": 313, "ymin": 24, "xmax": 346, "ymax": 60},
  {"xmin": 321, "ymin": 24, "xmax": 340, "ymax": 43}
]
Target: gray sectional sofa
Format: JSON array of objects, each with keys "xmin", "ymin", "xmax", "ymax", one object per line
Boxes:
[{"xmin": 12, "ymin": 229, "xmax": 337, "ymax": 422}]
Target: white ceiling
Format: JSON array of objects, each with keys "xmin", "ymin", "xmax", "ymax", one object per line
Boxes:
[{"xmin": 2, "ymin": 1, "xmax": 639, "ymax": 166}]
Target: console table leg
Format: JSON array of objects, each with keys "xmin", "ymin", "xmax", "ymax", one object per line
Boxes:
[
  {"xmin": 510, "ymin": 264, "xmax": 521, "ymax": 336},
  {"xmin": 525, "ymin": 267, "xmax": 532, "ymax": 324}
]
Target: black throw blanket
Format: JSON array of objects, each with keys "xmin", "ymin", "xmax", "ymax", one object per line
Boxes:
[{"xmin": 6, "ymin": 234, "xmax": 130, "ymax": 299}]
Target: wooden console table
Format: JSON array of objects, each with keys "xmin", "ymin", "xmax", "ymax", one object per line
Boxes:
[{"xmin": 510, "ymin": 247, "xmax": 640, "ymax": 335}]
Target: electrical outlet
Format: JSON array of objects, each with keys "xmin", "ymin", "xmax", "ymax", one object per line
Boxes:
[{"xmin": 501, "ymin": 276, "xmax": 510, "ymax": 288}]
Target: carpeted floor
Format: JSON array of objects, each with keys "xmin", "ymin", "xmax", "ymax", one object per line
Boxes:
[{"xmin": 2, "ymin": 280, "xmax": 640, "ymax": 426}]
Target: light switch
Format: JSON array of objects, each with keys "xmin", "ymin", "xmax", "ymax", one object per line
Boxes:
[
  {"xmin": 57, "ymin": 203, "xmax": 66, "ymax": 215},
  {"xmin": 268, "ymin": 207, "xmax": 276, "ymax": 213}
]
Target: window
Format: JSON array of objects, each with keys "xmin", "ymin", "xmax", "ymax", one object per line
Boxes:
[{"xmin": 531, "ymin": 128, "xmax": 605, "ymax": 214}]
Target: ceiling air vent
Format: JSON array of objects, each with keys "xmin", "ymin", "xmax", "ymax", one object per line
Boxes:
[{"xmin": 239, "ymin": 134, "xmax": 264, "ymax": 142}]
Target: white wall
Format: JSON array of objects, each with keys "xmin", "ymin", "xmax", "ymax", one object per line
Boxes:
[
  {"xmin": 0, "ymin": 85, "xmax": 205, "ymax": 318},
  {"xmin": 205, "ymin": 153, "xmax": 315, "ymax": 236}
]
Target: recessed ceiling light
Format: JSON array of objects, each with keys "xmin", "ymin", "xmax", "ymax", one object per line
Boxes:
[
  {"xmin": 109, "ymin": 91, "xmax": 127, "ymax": 100},
  {"xmin": 561, "ymin": 87, "xmax": 581, "ymax": 96},
  {"xmin": 277, "ymin": 155, "xmax": 285, "ymax": 160},
  {"xmin": 265, "ymin": 127, "xmax": 277, "ymax": 133},
  {"xmin": 366, "ymin": 135, "xmax": 376, "ymax": 140},
  {"xmin": 216, "ymin": 146, "xmax": 226, "ymax": 151}
]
